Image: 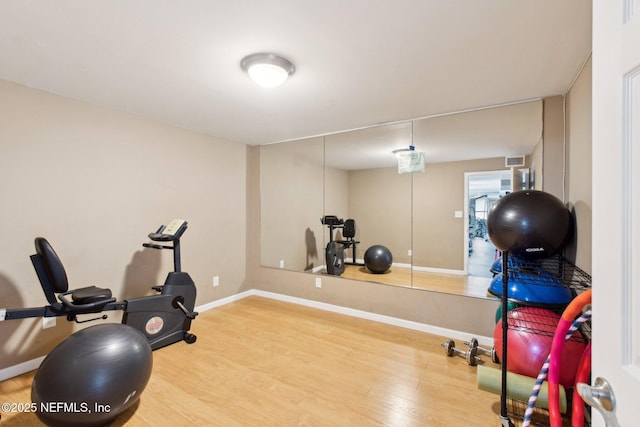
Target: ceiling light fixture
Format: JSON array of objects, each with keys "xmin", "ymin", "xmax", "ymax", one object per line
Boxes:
[
  {"xmin": 241, "ymin": 53, "xmax": 295, "ymax": 88},
  {"xmin": 393, "ymin": 145, "xmax": 425, "ymax": 174},
  {"xmin": 392, "ymin": 145, "xmax": 415, "ymax": 157}
]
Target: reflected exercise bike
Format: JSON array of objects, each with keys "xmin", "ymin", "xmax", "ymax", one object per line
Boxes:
[{"xmin": 320, "ymin": 215, "xmax": 362, "ymax": 276}]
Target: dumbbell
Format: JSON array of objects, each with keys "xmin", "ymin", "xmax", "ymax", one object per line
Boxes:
[
  {"xmin": 464, "ymin": 338, "xmax": 499, "ymax": 364},
  {"xmin": 441, "ymin": 339, "xmax": 480, "ymax": 366}
]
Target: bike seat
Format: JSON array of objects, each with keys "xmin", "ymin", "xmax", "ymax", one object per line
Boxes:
[{"xmin": 70, "ymin": 286, "xmax": 113, "ymax": 305}]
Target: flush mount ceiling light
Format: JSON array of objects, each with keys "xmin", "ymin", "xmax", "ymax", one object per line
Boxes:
[{"xmin": 241, "ymin": 53, "xmax": 295, "ymax": 88}]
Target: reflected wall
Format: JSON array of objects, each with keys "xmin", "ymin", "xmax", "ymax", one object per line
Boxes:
[
  {"xmin": 412, "ymin": 157, "xmax": 506, "ymax": 272},
  {"xmin": 324, "ymin": 122, "xmax": 413, "ymax": 268},
  {"xmin": 260, "ymin": 137, "xmax": 324, "ymax": 272},
  {"xmin": 259, "ymin": 100, "xmax": 543, "ymax": 296}
]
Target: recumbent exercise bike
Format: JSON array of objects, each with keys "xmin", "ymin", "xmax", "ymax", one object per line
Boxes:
[
  {"xmin": 321, "ymin": 215, "xmax": 362, "ymax": 276},
  {"xmin": 0, "ymin": 219, "xmax": 198, "ymax": 350}
]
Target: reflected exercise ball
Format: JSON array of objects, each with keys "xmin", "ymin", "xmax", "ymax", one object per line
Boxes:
[
  {"xmin": 32, "ymin": 324, "xmax": 153, "ymax": 427},
  {"xmin": 487, "ymin": 190, "xmax": 573, "ymax": 259},
  {"xmin": 364, "ymin": 245, "xmax": 393, "ymax": 274}
]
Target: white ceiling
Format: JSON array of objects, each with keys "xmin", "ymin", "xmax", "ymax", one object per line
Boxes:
[
  {"xmin": 0, "ymin": 1, "xmax": 591, "ymax": 147},
  {"xmin": 324, "ymin": 100, "xmax": 542, "ymax": 169}
]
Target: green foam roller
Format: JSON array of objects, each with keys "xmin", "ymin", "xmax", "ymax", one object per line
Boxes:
[
  {"xmin": 495, "ymin": 300, "xmax": 520, "ymax": 323},
  {"xmin": 476, "ymin": 365, "xmax": 567, "ymax": 413}
]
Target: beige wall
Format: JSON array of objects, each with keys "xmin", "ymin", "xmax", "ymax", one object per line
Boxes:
[
  {"xmin": 248, "ymin": 92, "xmax": 592, "ymax": 339},
  {"xmin": 347, "ymin": 167, "xmax": 412, "ymax": 265},
  {"xmin": 270, "ymin": 155, "xmax": 509, "ymax": 271},
  {"xmin": 565, "ymin": 57, "xmax": 592, "ymax": 274},
  {"xmin": 542, "ymin": 96, "xmax": 565, "ymax": 200},
  {"xmin": 346, "ymin": 157, "xmax": 506, "ymax": 270},
  {"xmin": 260, "ymin": 138, "xmax": 324, "ymax": 271},
  {"xmin": 1, "ymin": 77, "xmax": 592, "ymax": 371},
  {"xmin": 0, "ymin": 80, "xmax": 247, "ymax": 369},
  {"xmin": 530, "ymin": 139, "xmax": 544, "ymax": 190},
  {"xmin": 412, "ymin": 157, "xmax": 505, "ymax": 270},
  {"xmin": 246, "ymin": 150, "xmax": 500, "ymax": 337},
  {"xmin": 324, "ymin": 166, "xmax": 349, "ymax": 239}
]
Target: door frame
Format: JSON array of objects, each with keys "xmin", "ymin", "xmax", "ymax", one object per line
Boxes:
[{"xmin": 463, "ymin": 169, "xmax": 512, "ymax": 275}]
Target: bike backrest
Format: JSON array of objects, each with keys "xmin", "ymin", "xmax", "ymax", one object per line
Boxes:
[
  {"xmin": 343, "ymin": 219, "xmax": 356, "ymax": 239},
  {"xmin": 34, "ymin": 237, "xmax": 69, "ymax": 294}
]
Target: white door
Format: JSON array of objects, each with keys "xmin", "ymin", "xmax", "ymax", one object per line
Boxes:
[{"xmin": 591, "ymin": 0, "xmax": 640, "ymax": 425}]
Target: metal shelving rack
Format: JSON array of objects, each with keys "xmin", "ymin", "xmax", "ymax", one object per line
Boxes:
[{"xmin": 497, "ymin": 252, "xmax": 592, "ymax": 427}]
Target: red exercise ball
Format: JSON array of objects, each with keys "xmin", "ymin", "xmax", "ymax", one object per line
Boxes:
[{"xmin": 494, "ymin": 306, "xmax": 586, "ymax": 389}]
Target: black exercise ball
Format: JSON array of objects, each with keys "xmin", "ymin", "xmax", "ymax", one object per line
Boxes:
[
  {"xmin": 487, "ymin": 190, "xmax": 573, "ymax": 259},
  {"xmin": 364, "ymin": 245, "xmax": 393, "ymax": 274},
  {"xmin": 32, "ymin": 324, "xmax": 153, "ymax": 427}
]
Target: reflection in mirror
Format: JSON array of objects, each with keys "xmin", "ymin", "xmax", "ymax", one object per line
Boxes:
[
  {"xmin": 260, "ymin": 137, "xmax": 324, "ymax": 272},
  {"xmin": 259, "ymin": 100, "xmax": 543, "ymax": 299},
  {"xmin": 411, "ymin": 101, "xmax": 542, "ymax": 296},
  {"xmin": 466, "ymin": 169, "xmax": 513, "ymax": 278},
  {"xmin": 323, "ymin": 122, "xmax": 413, "ymax": 286}
]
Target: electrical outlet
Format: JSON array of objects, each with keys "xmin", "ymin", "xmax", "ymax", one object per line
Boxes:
[
  {"xmin": 42, "ymin": 317, "xmax": 56, "ymax": 329},
  {"xmin": 315, "ymin": 277, "xmax": 322, "ymax": 288},
  {"xmin": 279, "ymin": 259, "xmax": 285, "ymax": 268},
  {"xmin": 408, "ymin": 249, "xmax": 412, "ymax": 257},
  {"xmin": 213, "ymin": 276, "xmax": 220, "ymax": 287}
]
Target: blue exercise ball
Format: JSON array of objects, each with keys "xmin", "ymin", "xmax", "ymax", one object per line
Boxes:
[
  {"xmin": 487, "ymin": 190, "xmax": 573, "ymax": 259},
  {"xmin": 364, "ymin": 245, "xmax": 393, "ymax": 274},
  {"xmin": 32, "ymin": 323, "xmax": 153, "ymax": 426}
]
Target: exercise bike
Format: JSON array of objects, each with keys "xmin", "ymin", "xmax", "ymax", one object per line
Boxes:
[
  {"xmin": 0, "ymin": 219, "xmax": 198, "ymax": 350},
  {"xmin": 320, "ymin": 215, "xmax": 362, "ymax": 276}
]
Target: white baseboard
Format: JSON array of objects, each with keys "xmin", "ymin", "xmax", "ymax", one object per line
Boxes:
[
  {"xmin": 412, "ymin": 265, "xmax": 465, "ymax": 275},
  {"xmin": 194, "ymin": 290, "xmax": 254, "ymax": 312},
  {"xmin": 250, "ymin": 289, "xmax": 493, "ymax": 347},
  {"xmin": 310, "ymin": 265, "xmax": 325, "ymax": 273},
  {"xmin": 313, "ymin": 262, "xmax": 464, "ymax": 277},
  {"xmin": 0, "ymin": 355, "xmax": 45, "ymax": 382},
  {"xmin": 1, "ymin": 288, "xmax": 492, "ymax": 381}
]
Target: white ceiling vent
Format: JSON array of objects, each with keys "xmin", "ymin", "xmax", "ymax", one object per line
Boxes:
[{"xmin": 505, "ymin": 155, "xmax": 525, "ymax": 168}]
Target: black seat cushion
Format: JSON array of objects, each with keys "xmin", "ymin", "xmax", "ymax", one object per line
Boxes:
[{"xmin": 71, "ymin": 286, "xmax": 113, "ymax": 305}]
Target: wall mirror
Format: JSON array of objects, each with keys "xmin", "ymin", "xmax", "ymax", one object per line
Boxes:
[
  {"xmin": 323, "ymin": 121, "xmax": 414, "ymax": 285},
  {"xmin": 260, "ymin": 136, "xmax": 324, "ymax": 272},
  {"xmin": 260, "ymin": 100, "xmax": 543, "ymax": 298}
]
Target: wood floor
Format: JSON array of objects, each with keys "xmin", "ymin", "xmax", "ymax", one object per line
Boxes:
[
  {"xmin": 339, "ymin": 264, "xmax": 495, "ymax": 299},
  {"xmin": 0, "ymin": 296, "xmax": 504, "ymax": 426}
]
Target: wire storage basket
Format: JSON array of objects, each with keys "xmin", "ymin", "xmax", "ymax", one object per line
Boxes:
[{"xmin": 496, "ymin": 254, "xmax": 591, "ymax": 427}]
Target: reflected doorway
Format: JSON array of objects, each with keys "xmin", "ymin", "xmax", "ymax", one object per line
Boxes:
[{"xmin": 464, "ymin": 170, "xmax": 512, "ymax": 277}]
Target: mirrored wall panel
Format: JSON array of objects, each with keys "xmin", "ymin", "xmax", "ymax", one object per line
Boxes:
[
  {"xmin": 259, "ymin": 100, "xmax": 543, "ymax": 298},
  {"xmin": 324, "ymin": 121, "xmax": 413, "ymax": 286},
  {"xmin": 411, "ymin": 101, "xmax": 542, "ymax": 296},
  {"xmin": 260, "ymin": 137, "xmax": 324, "ymax": 272}
]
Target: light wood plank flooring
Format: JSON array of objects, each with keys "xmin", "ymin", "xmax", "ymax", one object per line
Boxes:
[
  {"xmin": 339, "ymin": 264, "xmax": 495, "ymax": 299},
  {"xmin": 0, "ymin": 296, "xmax": 503, "ymax": 426}
]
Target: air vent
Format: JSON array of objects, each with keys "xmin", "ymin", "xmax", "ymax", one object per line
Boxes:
[{"xmin": 505, "ymin": 155, "xmax": 525, "ymax": 168}]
